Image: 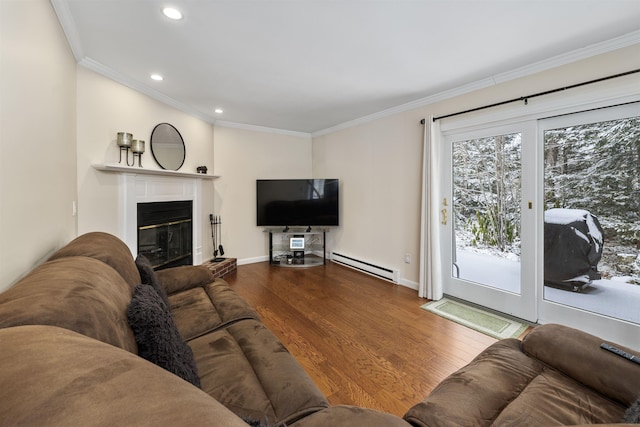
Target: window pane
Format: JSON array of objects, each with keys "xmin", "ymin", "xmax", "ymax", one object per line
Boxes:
[
  {"xmin": 543, "ymin": 116, "xmax": 640, "ymax": 324},
  {"xmin": 452, "ymin": 133, "xmax": 521, "ymax": 293}
]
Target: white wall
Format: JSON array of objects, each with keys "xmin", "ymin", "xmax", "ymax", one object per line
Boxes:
[
  {"xmin": 313, "ymin": 113, "xmax": 424, "ymax": 288},
  {"xmin": 213, "ymin": 125, "xmax": 312, "ymax": 263},
  {"xmin": 0, "ymin": 0, "xmax": 77, "ymax": 292},
  {"xmin": 76, "ymin": 67, "xmax": 215, "ymax": 256},
  {"xmin": 313, "ymin": 43, "xmax": 640, "ymax": 288}
]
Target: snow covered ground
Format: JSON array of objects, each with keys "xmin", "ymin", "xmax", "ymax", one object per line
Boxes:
[
  {"xmin": 456, "ymin": 250, "xmax": 520, "ymax": 294},
  {"xmin": 456, "ymin": 249, "xmax": 640, "ymax": 324}
]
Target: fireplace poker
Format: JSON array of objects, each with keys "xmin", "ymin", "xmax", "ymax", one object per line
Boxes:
[
  {"xmin": 209, "ymin": 214, "xmax": 218, "ymax": 258},
  {"xmin": 218, "ymin": 216, "xmax": 224, "ymax": 256}
]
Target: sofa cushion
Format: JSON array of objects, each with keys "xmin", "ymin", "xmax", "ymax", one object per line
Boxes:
[
  {"xmin": 0, "ymin": 325, "xmax": 249, "ymax": 427},
  {"xmin": 128, "ymin": 284, "xmax": 200, "ymax": 387},
  {"xmin": 169, "ymin": 280, "xmax": 259, "ymax": 341},
  {"xmin": 189, "ymin": 319, "xmax": 329, "ymax": 425},
  {"xmin": 0, "ymin": 256, "xmax": 137, "ymax": 352},
  {"xmin": 491, "ymin": 367, "xmax": 626, "ymax": 425},
  {"xmin": 522, "ymin": 323, "xmax": 639, "ymax": 406},
  {"xmin": 156, "ymin": 265, "xmax": 217, "ymax": 294},
  {"xmin": 404, "ymin": 335, "xmax": 628, "ymax": 427},
  {"xmin": 136, "ymin": 254, "xmax": 170, "ymax": 307},
  {"xmin": 404, "ymin": 339, "xmax": 543, "ymax": 427},
  {"xmin": 48, "ymin": 231, "xmax": 141, "ymax": 288}
]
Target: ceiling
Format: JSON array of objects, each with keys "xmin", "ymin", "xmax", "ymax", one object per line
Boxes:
[{"xmin": 52, "ymin": 0, "xmax": 640, "ymax": 134}]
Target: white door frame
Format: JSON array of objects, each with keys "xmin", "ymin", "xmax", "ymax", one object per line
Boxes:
[
  {"xmin": 441, "ymin": 121, "xmax": 538, "ymax": 322},
  {"xmin": 537, "ymin": 102, "xmax": 640, "ymax": 348},
  {"xmin": 433, "ymin": 69, "xmax": 640, "ymax": 345}
]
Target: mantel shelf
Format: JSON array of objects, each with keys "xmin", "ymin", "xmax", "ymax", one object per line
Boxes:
[{"xmin": 92, "ymin": 163, "xmax": 220, "ymax": 180}]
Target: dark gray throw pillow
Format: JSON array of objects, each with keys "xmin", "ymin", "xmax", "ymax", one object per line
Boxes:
[
  {"xmin": 135, "ymin": 254, "xmax": 170, "ymax": 307},
  {"xmin": 625, "ymin": 398, "xmax": 640, "ymax": 423},
  {"xmin": 127, "ymin": 283, "xmax": 200, "ymax": 388}
]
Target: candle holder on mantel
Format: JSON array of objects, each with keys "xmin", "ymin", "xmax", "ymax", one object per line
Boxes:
[
  {"xmin": 117, "ymin": 132, "xmax": 134, "ymax": 166},
  {"xmin": 132, "ymin": 139, "xmax": 145, "ymax": 167}
]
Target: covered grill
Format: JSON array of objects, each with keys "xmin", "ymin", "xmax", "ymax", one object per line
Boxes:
[{"xmin": 544, "ymin": 208, "xmax": 604, "ymax": 292}]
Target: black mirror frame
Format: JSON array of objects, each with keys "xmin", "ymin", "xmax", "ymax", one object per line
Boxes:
[{"xmin": 150, "ymin": 123, "xmax": 186, "ymax": 171}]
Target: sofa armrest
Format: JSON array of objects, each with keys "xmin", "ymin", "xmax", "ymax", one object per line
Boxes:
[
  {"xmin": 0, "ymin": 325, "xmax": 250, "ymax": 427},
  {"xmin": 522, "ymin": 323, "xmax": 639, "ymax": 406},
  {"xmin": 155, "ymin": 265, "xmax": 215, "ymax": 294}
]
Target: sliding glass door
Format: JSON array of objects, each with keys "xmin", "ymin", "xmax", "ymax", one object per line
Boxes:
[
  {"xmin": 437, "ymin": 100, "xmax": 640, "ymax": 346},
  {"xmin": 539, "ymin": 103, "xmax": 640, "ymax": 342},
  {"xmin": 441, "ymin": 122, "xmax": 538, "ymax": 322}
]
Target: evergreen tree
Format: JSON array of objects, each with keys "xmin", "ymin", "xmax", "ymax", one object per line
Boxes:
[
  {"xmin": 453, "ymin": 133, "xmax": 521, "ymax": 255},
  {"xmin": 544, "ymin": 117, "xmax": 640, "ymax": 244}
]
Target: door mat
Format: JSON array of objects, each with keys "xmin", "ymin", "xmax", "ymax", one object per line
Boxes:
[{"xmin": 421, "ymin": 298, "xmax": 528, "ymax": 340}]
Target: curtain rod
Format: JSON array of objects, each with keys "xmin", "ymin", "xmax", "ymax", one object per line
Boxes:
[{"xmin": 420, "ymin": 68, "xmax": 640, "ymax": 124}]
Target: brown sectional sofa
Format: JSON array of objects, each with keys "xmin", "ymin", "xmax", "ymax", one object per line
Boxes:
[
  {"xmin": 0, "ymin": 232, "xmax": 407, "ymax": 426},
  {"xmin": 0, "ymin": 231, "xmax": 637, "ymax": 426}
]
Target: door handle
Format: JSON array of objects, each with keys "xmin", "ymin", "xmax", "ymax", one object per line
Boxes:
[{"xmin": 441, "ymin": 208, "xmax": 447, "ymax": 225}]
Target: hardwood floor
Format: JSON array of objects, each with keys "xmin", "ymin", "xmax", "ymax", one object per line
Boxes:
[{"xmin": 224, "ymin": 260, "xmax": 498, "ymax": 417}]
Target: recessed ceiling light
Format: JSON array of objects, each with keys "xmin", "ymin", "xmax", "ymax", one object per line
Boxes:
[
  {"xmin": 214, "ymin": 108, "xmax": 223, "ymax": 114},
  {"xmin": 163, "ymin": 7, "xmax": 183, "ymax": 20},
  {"xmin": 150, "ymin": 74, "xmax": 164, "ymax": 81}
]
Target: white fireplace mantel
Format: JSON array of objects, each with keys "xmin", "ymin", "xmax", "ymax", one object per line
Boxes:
[
  {"xmin": 92, "ymin": 163, "xmax": 220, "ymax": 180},
  {"xmin": 93, "ymin": 163, "xmax": 219, "ymax": 265}
]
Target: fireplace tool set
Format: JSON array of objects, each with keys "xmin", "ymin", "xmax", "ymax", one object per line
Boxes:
[{"xmin": 209, "ymin": 214, "xmax": 225, "ymax": 262}]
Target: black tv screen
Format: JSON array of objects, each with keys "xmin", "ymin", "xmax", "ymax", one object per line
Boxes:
[{"xmin": 257, "ymin": 179, "xmax": 339, "ymax": 227}]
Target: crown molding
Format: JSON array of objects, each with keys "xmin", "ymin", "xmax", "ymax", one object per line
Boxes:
[
  {"xmin": 311, "ymin": 77, "xmax": 496, "ymax": 137},
  {"xmin": 78, "ymin": 57, "xmax": 216, "ymax": 125},
  {"xmin": 52, "ymin": 0, "xmax": 216, "ymax": 125},
  {"xmin": 493, "ymin": 29, "xmax": 640, "ymax": 85},
  {"xmin": 50, "ymin": 0, "xmax": 84, "ymax": 60},
  {"xmin": 79, "ymin": 58, "xmax": 311, "ymax": 138},
  {"xmin": 213, "ymin": 120, "xmax": 311, "ymax": 139},
  {"xmin": 312, "ymin": 29, "xmax": 640, "ymax": 138}
]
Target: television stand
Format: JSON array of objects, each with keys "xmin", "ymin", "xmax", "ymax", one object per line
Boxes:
[{"xmin": 266, "ymin": 228, "xmax": 327, "ymax": 268}]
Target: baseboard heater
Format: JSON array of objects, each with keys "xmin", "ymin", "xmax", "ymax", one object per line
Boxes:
[{"xmin": 331, "ymin": 252, "xmax": 399, "ymax": 283}]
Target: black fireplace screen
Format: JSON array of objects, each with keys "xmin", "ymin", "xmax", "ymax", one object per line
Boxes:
[{"xmin": 137, "ymin": 201, "xmax": 193, "ymax": 270}]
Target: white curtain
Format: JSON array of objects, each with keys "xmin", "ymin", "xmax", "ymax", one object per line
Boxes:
[{"xmin": 418, "ymin": 116, "xmax": 443, "ymax": 300}]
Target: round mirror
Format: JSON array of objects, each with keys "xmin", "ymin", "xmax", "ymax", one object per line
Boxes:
[{"xmin": 150, "ymin": 123, "xmax": 185, "ymax": 170}]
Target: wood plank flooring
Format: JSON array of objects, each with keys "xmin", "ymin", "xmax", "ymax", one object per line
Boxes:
[{"xmin": 224, "ymin": 261, "xmax": 498, "ymax": 417}]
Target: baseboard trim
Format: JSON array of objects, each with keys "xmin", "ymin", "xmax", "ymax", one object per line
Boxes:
[
  {"xmin": 238, "ymin": 255, "xmax": 269, "ymax": 265},
  {"xmin": 398, "ymin": 278, "xmax": 419, "ymax": 291}
]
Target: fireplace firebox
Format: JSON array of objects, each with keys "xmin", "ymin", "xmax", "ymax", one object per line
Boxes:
[{"xmin": 137, "ymin": 201, "xmax": 193, "ymax": 270}]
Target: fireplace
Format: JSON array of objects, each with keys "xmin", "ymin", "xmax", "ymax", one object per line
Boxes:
[
  {"xmin": 137, "ymin": 201, "xmax": 193, "ymax": 270},
  {"xmin": 93, "ymin": 168, "xmax": 210, "ymax": 266}
]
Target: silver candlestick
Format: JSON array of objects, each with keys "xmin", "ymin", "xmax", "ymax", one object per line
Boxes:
[{"xmin": 132, "ymin": 139, "xmax": 145, "ymax": 167}]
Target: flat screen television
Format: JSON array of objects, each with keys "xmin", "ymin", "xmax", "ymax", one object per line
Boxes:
[{"xmin": 256, "ymin": 179, "xmax": 339, "ymax": 228}]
